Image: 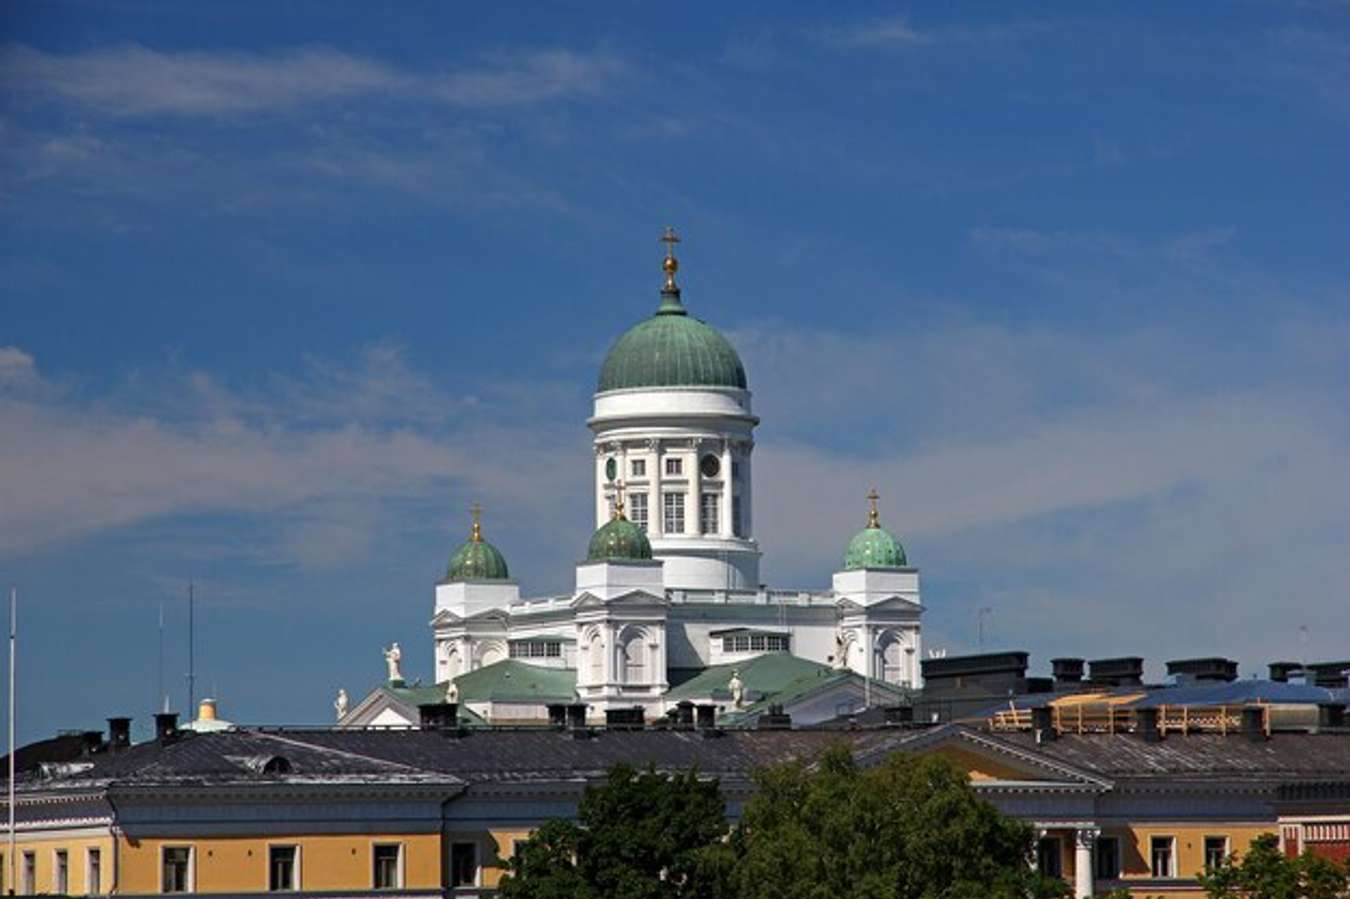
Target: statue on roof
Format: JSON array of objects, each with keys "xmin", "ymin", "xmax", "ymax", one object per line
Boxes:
[
  {"xmin": 334, "ymin": 687, "xmax": 349, "ymax": 721},
  {"xmin": 383, "ymin": 642, "xmax": 404, "ymax": 684},
  {"xmin": 728, "ymin": 668, "xmax": 745, "ymax": 709},
  {"xmin": 444, "ymin": 679, "xmax": 459, "ymax": 704}
]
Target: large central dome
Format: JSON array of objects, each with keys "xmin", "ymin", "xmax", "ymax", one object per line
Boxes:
[{"xmin": 597, "ymin": 232, "xmax": 747, "ymax": 393}]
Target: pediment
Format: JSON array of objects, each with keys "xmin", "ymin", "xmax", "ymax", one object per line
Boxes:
[
  {"xmin": 861, "ymin": 725, "xmax": 1109, "ymax": 789},
  {"xmin": 571, "ymin": 589, "xmax": 667, "ymax": 609},
  {"xmin": 431, "ymin": 608, "xmax": 462, "ymax": 626},
  {"xmin": 835, "ymin": 594, "xmax": 923, "ymax": 613}
]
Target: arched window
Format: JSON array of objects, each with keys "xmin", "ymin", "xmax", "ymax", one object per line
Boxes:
[
  {"xmin": 878, "ymin": 632, "xmax": 906, "ymax": 684},
  {"xmin": 587, "ymin": 630, "xmax": 604, "ymax": 683},
  {"xmin": 621, "ymin": 629, "xmax": 646, "ymax": 684}
]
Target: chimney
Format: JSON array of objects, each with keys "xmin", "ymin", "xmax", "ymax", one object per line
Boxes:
[
  {"xmin": 80, "ymin": 730, "xmax": 104, "ymax": 756},
  {"xmin": 675, "ymin": 700, "xmax": 696, "ymax": 730},
  {"xmin": 1051, "ymin": 658, "xmax": 1085, "ymax": 689},
  {"xmin": 1166, "ymin": 657, "xmax": 1239, "ymax": 683},
  {"xmin": 882, "ymin": 705, "xmax": 914, "ymax": 725},
  {"xmin": 757, "ymin": 704, "xmax": 791, "ymax": 730},
  {"xmin": 1030, "ymin": 705, "xmax": 1056, "ymax": 742},
  {"xmin": 566, "ymin": 703, "xmax": 588, "ymax": 734},
  {"xmin": 695, "ymin": 704, "xmax": 717, "ymax": 730},
  {"xmin": 1317, "ymin": 703, "xmax": 1346, "ymax": 730},
  {"xmin": 1268, "ymin": 661, "xmax": 1302, "ymax": 683},
  {"xmin": 153, "ymin": 712, "xmax": 178, "ymax": 743},
  {"xmin": 604, "ymin": 707, "xmax": 645, "ymax": 731},
  {"xmin": 107, "ymin": 717, "xmax": 131, "ymax": 750},
  {"xmin": 1136, "ymin": 707, "xmax": 1162, "ymax": 743},
  {"xmin": 546, "ymin": 703, "xmax": 568, "ymax": 728},
  {"xmin": 417, "ymin": 702, "xmax": 457, "ymax": 729},
  {"xmin": 1307, "ymin": 662, "xmax": 1350, "ymax": 689},
  {"xmin": 1241, "ymin": 706, "xmax": 1267, "ymax": 742},
  {"xmin": 1087, "ymin": 657, "xmax": 1144, "ymax": 687}
]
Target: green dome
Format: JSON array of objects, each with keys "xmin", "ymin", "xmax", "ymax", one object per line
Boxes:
[
  {"xmin": 587, "ymin": 514, "xmax": 653, "ymax": 562},
  {"xmin": 844, "ymin": 526, "xmax": 907, "ymax": 570},
  {"xmin": 843, "ymin": 492, "xmax": 907, "ymax": 569},
  {"xmin": 597, "ymin": 293, "xmax": 747, "ymax": 393},
  {"xmin": 446, "ymin": 511, "xmax": 510, "ymax": 581}
]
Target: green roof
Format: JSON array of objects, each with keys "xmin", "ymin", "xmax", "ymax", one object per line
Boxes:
[
  {"xmin": 446, "ymin": 531, "xmax": 510, "ymax": 581},
  {"xmin": 843, "ymin": 524, "xmax": 907, "ymax": 570},
  {"xmin": 587, "ymin": 513, "xmax": 653, "ymax": 562},
  {"xmin": 450, "ymin": 660, "xmax": 577, "ymax": 704},
  {"xmin": 664, "ymin": 653, "xmax": 839, "ymax": 703},
  {"xmin": 378, "ymin": 683, "xmax": 486, "ymax": 725},
  {"xmin": 597, "ymin": 292, "xmax": 747, "ymax": 393}
]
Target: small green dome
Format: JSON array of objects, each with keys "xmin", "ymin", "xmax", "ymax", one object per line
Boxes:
[
  {"xmin": 843, "ymin": 490, "xmax": 908, "ymax": 570},
  {"xmin": 446, "ymin": 508, "xmax": 510, "ymax": 581},
  {"xmin": 587, "ymin": 512, "xmax": 653, "ymax": 562}
]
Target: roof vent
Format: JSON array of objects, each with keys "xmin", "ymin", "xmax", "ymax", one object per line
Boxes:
[
  {"xmin": 757, "ymin": 704, "xmax": 791, "ymax": 730},
  {"xmin": 1136, "ymin": 707, "xmax": 1162, "ymax": 743},
  {"xmin": 546, "ymin": 703, "xmax": 568, "ymax": 729},
  {"xmin": 1031, "ymin": 705, "xmax": 1056, "ymax": 742},
  {"xmin": 1087, "ymin": 657, "xmax": 1144, "ymax": 687},
  {"xmin": 107, "ymin": 717, "xmax": 132, "ymax": 751},
  {"xmin": 1268, "ymin": 661, "xmax": 1302, "ymax": 683},
  {"xmin": 1051, "ymin": 658, "xmax": 1085, "ymax": 688},
  {"xmin": 234, "ymin": 754, "xmax": 293, "ymax": 775},
  {"xmin": 154, "ymin": 712, "xmax": 180, "ymax": 744},
  {"xmin": 1317, "ymin": 703, "xmax": 1346, "ymax": 730},
  {"xmin": 418, "ymin": 702, "xmax": 458, "ymax": 730},
  {"xmin": 674, "ymin": 700, "xmax": 696, "ymax": 730},
  {"xmin": 695, "ymin": 704, "xmax": 717, "ymax": 730},
  {"xmin": 604, "ymin": 707, "xmax": 645, "ymax": 731},
  {"xmin": 1307, "ymin": 662, "xmax": 1350, "ymax": 689},
  {"xmin": 1166, "ymin": 657, "xmax": 1239, "ymax": 683},
  {"xmin": 80, "ymin": 730, "xmax": 104, "ymax": 756},
  {"xmin": 1241, "ymin": 706, "xmax": 1267, "ymax": 742},
  {"xmin": 566, "ymin": 703, "xmax": 590, "ymax": 738}
]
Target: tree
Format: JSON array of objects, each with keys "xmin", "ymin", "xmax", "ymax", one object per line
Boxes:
[
  {"xmin": 496, "ymin": 764, "xmax": 735, "ymax": 899},
  {"xmin": 729, "ymin": 744, "xmax": 1069, "ymax": 899},
  {"xmin": 1198, "ymin": 833, "xmax": 1350, "ymax": 899}
]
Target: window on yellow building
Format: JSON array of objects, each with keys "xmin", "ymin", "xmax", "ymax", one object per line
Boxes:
[
  {"xmin": 54, "ymin": 849, "xmax": 69, "ymax": 894},
  {"xmin": 162, "ymin": 846, "xmax": 192, "ymax": 893},
  {"xmin": 373, "ymin": 844, "xmax": 402, "ymax": 889},
  {"xmin": 87, "ymin": 848, "xmax": 102, "ymax": 895},
  {"xmin": 1093, "ymin": 836, "xmax": 1120, "ymax": 880},
  {"xmin": 269, "ymin": 846, "xmax": 298, "ymax": 891},
  {"xmin": 1204, "ymin": 836, "xmax": 1229, "ymax": 870},
  {"xmin": 450, "ymin": 842, "xmax": 478, "ymax": 887},
  {"xmin": 21, "ymin": 851, "xmax": 35, "ymax": 895},
  {"xmin": 1150, "ymin": 836, "xmax": 1175, "ymax": 878},
  {"xmin": 1036, "ymin": 837, "xmax": 1062, "ymax": 879}
]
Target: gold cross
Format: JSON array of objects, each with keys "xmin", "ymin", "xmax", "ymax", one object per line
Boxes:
[
  {"xmin": 866, "ymin": 488, "xmax": 880, "ymax": 528},
  {"xmin": 469, "ymin": 501, "xmax": 483, "ymax": 541},
  {"xmin": 613, "ymin": 480, "xmax": 626, "ymax": 519},
  {"xmin": 660, "ymin": 227, "xmax": 681, "ymax": 291}
]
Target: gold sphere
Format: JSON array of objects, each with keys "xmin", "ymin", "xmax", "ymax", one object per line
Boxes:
[{"xmin": 663, "ymin": 256, "xmax": 679, "ymax": 273}]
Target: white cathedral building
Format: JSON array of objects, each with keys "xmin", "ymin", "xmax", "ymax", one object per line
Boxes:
[{"xmin": 342, "ymin": 231, "xmax": 923, "ymax": 727}]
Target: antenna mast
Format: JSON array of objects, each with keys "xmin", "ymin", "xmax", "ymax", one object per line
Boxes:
[
  {"xmin": 8, "ymin": 587, "xmax": 17, "ymax": 892},
  {"xmin": 186, "ymin": 582, "xmax": 196, "ymax": 717}
]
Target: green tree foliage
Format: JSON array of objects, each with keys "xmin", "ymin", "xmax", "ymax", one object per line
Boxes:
[
  {"xmin": 496, "ymin": 764, "xmax": 734, "ymax": 899},
  {"xmin": 1198, "ymin": 833, "xmax": 1350, "ymax": 899},
  {"xmin": 730, "ymin": 745, "xmax": 1069, "ymax": 899}
]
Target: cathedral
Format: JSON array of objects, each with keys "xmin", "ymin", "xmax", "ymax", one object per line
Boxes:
[{"xmin": 341, "ymin": 230, "xmax": 923, "ymax": 727}]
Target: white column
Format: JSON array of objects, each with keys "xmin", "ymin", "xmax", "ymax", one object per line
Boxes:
[
  {"xmin": 1074, "ymin": 828, "xmax": 1097, "ymax": 899},
  {"xmin": 742, "ymin": 447, "xmax": 754, "ymax": 537},
  {"xmin": 595, "ymin": 449, "xmax": 607, "ymax": 527},
  {"xmin": 689, "ymin": 443, "xmax": 702, "ymax": 535},
  {"xmin": 720, "ymin": 440, "xmax": 733, "ymax": 538},
  {"xmin": 652, "ymin": 441, "xmax": 664, "ymax": 537}
]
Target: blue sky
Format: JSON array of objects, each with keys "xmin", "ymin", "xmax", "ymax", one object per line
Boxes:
[{"xmin": 2, "ymin": 2, "xmax": 1348, "ymax": 741}]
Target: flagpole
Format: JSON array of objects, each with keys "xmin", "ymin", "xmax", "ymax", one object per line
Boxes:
[{"xmin": 8, "ymin": 587, "xmax": 16, "ymax": 895}]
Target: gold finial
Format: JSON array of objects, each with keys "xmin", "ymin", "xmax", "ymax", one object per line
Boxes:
[
  {"xmin": 612, "ymin": 480, "xmax": 627, "ymax": 520},
  {"xmin": 469, "ymin": 501, "xmax": 483, "ymax": 542},
  {"xmin": 866, "ymin": 488, "xmax": 881, "ymax": 529},
  {"xmin": 660, "ymin": 226, "xmax": 681, "ymax": 293}
]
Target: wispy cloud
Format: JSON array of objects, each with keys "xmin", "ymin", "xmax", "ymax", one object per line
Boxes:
[
  {"xmin": 0, "ymin": 43, "xmax": 625, "ymax": 117},
  {"xmin": 822, "ymin": 15, "xmax": 1049, "ymax": 50}
]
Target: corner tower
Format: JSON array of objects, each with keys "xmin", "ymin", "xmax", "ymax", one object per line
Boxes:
[{"xmin": 589, "ymin": 229, "xmax": 761, "ymax": 590}]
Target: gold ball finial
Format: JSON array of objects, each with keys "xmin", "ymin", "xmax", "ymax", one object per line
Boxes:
[
  {"xmin": 469, "ymin": 501, "xmax": 484, "ymax": 542},
  {"xmin": 660, "ymin": 226, "xmax": 681, "ymax": 293},
  {"xmin": 866, "ymin": 488, "xmax": 881, "ymax": 529}
]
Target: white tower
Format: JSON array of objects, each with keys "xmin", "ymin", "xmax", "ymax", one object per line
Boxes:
[{"xmin": 589, "ymin": 229, "xmax": 761, "ymax": 591}]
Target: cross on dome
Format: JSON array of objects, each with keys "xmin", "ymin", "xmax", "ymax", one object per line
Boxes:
[
  {"xmin": 469, "ymin": 501, "xmax": 484, "ymax": 542},
  {"xmin": 866, "ymin": 488, "xmax": 881, "ymax": 529}
]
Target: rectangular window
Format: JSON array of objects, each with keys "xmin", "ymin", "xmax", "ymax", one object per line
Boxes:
[
  {"xmin": 269, "ymin": 845, "xmax": 298, "ymax": 891},
  {"xmin": 373, "ymin": 844, "xmax": 402, "ymax": 889},
  {"xmin": 510, "ymin": 641, "xmax": 562, "ymax": 659},
  {"xmin": 629, "ymin": 492, "xmax": 648, "ymax": 533},
  {"xmin": 630, "ymin": 459, "xmax": 646, "ymax": 478},
  {"xmin": 1150, "ymin": 836, "xmax": 1175, "ymax": 878},
  {"xmin": 450, "ymin": 842, "xmax": 478, "ymax": 887},
  {"xmin": 1204, "ymin": 836, "xmax": 1228, "ymax": 870},
  {"xmin": 1094, "ymin": 836, "xmax": 1120, "ymax": 880},
  {"xmin": 88, "ymin": 848, "xmax": 102, "ymax": 895},
  {"xmin": 664, "ymin": 457, "xmax": 682, "ymax": 476},
  {"xmin": 22, "ymin": 851, "xmax": 34, "ymax": 895},
  {"xmin": 700, "ymin": 492, "xmax": 719, "ymax": 534},
  {"xmin": 1036, "ymin": 837, "xmax": 1062, "ymax": 878},
  {"xmin": 731, "ymin": 461, "xmax": 741, "ymax": 479},
  {"xmin": 54, "ymin": 849, "xmax": 68, "ymax": 894},
  {"xmin": 663, "ymin": 493, "xmax": 685, "ymax": 534},
  {"xmin": 162, "ymin": 846, "xmax": 192, "ymax": 893},
  {"xmin": 732, "ymin": 496, "xmax": 742, "ymax": 537}
]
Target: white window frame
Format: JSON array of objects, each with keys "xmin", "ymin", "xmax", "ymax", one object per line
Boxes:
[
  {"xmin": 267, "ymin": 842, "xmax": 301, "ymax": 892},
  {"xmin": 21, "ymin": 849, "xmax": 35, "ymax": 895},
  {"xmin": 1150, "ymin": 835, "xmax": 1176, "ymax": 878},
  {"xmin": 372, "ymin": 842, "xmax": 404, "ymax": 889},
  {"xmin": 86, "ymin": 847, "xmax": 103, "ymax": 896},
  {"xmin": 630, "ymin": 458, "xmax": 646, "ymax": 478},
  {"xmin": 1202, "ymin": 834, "xmax": 1229, "ymax": 870},
  {"xmin": 628, "ymin": 492, "xmax": 648, "ymax": 533},
  {"xmin": 664, "ymin": 456, "xmax": 682, "ymax": 476},
  {"xmin": 53, "ymin": 848, "xmax": 69, "ymax": 894},
  {"xmin": 699, "ymin": 492, "xmax": 719, "ymax": 535},
  {"xmin": 160, "ymin": 844, "xmax": 195, "ymax": 893},
  {"xmin": 663, "ymin": 492, "xmax": 685, "ymax": 534}
]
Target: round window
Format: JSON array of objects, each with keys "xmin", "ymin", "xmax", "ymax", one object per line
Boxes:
[
  {"xmin": 605, "ymin": 457, "xmax": 618, "ymax": 481},
  {"xmin": 700, "ymin": 454, "xmax": 721, "ymax": 478}
]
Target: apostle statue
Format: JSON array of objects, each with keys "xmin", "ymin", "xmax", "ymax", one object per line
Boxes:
[
  {"xmin": 334, "ymin": 688, "xmax": 349, "ymax": 721},
  {"xmin": 444, "ymin": 679, "xmax": 459, "ymax": 704},
  {"xmin": 383, "ymin": 642, "xmax": 404, "ymax": 683},
  {"xmin": 728, "ymin": 669, "xmax": 745, "ymax": 709}
]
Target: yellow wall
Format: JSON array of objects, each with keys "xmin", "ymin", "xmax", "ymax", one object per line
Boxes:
[
  {"xmin": 934, "ymin": 745, "xmax": 1043, "ymax": 782},
  {"xmin": 2, "ymin": 833, "xmax": 113, "ymax": 895},
  {"xmin": 482, "ymin": 828, "xmax": 532, "ymax": 887},
  {"xmin": 118, "ymin": 833, "xmax": 441, "ymax": 893}
]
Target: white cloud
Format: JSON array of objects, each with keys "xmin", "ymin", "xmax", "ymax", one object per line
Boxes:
[
  {"xmin": 0, "ymin": 44, "xmax": 624, "ymax": 117},
  {"xmin": 823, "ymin": 15, "xmax": 1048, "ymax": 49},
  {"xmin": 0, "ymin": 346, "xmax": 38, "ymax": 388}
]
